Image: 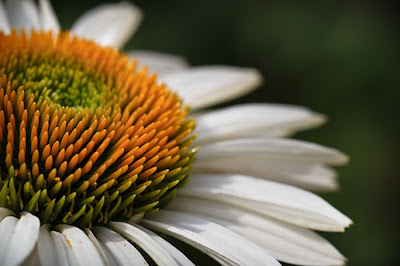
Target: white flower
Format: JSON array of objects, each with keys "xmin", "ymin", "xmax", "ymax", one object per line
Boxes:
[{"xmin": 0, "ymin": 1, "xmax": 352, "ymax": 266}]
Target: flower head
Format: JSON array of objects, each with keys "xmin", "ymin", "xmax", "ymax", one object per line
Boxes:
[
  {"xmin": 0, "ymin": 1, "xmax": 352, "ymax": 265},
  {"xmin": 0, "ymin": 30, "xmax": 196, "ymax": 228}
]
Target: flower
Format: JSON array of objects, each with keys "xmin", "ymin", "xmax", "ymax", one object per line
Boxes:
[{"xmin": 0, "ymin": 1, "xmax": 352, "ymax": 266}]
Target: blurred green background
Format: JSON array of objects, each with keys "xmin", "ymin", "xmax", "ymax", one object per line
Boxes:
[{"xmin": 54, "ymin": 0, "xmax": 399, "ymax": 265}]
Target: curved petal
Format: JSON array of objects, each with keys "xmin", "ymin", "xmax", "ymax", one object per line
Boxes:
[
  {"xmin": 71, "ymin": 2, "xmax": 142, "ymax": 48},
  {"xmin": 37, "ymin": 225, "xmax": 57, "ymax": 266},
  {"xmin": 196, "ymin": 138, "xmax": 349, "ymax": 165},
  {"xmin": 179, "ymin": 174, "xmax": 352, "ymax": 231},
  {"xmin": 109, "ymin": 221, "xmax": 178, "ymax": 266},
  {"xmin": 6, "ymin": 0, "xmax": 40, "ymax": 31},
  {"xmin": 162, "ymin": 66, "xmax": 262, "ymax": 110},
  {"xmin": 38, "ymin": 0, "xmax": 60, "ymax": 31},
  {"xmin": 55, "ymin": 224, "xmax": 104, "ymax": 266},
  {"xmin": 128, "ymin": 50, "xmax": 189, "ymax": 76},
  {"xmin": 0, "ymin": 207, "xmax": 15, "ymax": 222},
  {"xmin": 194, "ymin": 104, "xmax": 325, "ymax": 143},
  {"xmin": 142, "ymin": 210, "xmax": 280, "ymax": 266},
  {"xmin": 50, "ymin": 231, "xmax": 78, "ymax": 266},
  {"xmin": 193, "ymin": 159, "xmax": 339, "ymax": 192},
  {"xmin": 167, "ymin": 197, "xmax": 346, "ymax": 265},
  {"xmin": 21, "ymin": 245, "xmax": 40, "ymax": 266},
  {"xmin": 131, "ymin": 224, "xmax": 195, "ymax": 266},
  {"xmin": 0, "ymin": 216, "xmax": 18, "ymax": 263},
  {"xmin": 92, "ymin": 226, "xmax": 147, "ymax": 265},
  {"xmin": 0, "ymin": 1, "xmax": 10, "ymax": 34},
  {"xmin": 2, "ymin": 213, "xmax": 40, "ymax": 266},
  {"xmin": 84, "ymin": 229, "xmax": 117, "ymax": 266}
]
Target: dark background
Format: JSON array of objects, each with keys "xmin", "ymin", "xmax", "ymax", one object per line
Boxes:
[{"xmin": 54, "ymin": 0, "xmax": 399, "ymax": 265}]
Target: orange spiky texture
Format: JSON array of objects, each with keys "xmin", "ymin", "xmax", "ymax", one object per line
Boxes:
[{"xmin": 0, "ymin": 30, "xmax": 197, "ymax": 228}]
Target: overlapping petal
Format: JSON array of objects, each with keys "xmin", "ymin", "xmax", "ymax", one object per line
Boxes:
[
  {"xmin": 1, "ymin": 213, "xmax": 40, "ymax": 266},
  {"xmin": 109, "ymin": 221, "xmax": 178, "ymax": 266},
  {"xmin": 196, "ymin": 138, "xmax": 348, "ymax": 165},
  {"xmin": 84, "ymin": 229, "xmax": 118, "ymax": 266},
  {"xmin": 92, "ymin": 226, "xmax": 147, "ymax": 265},
  {"xmin": 37, "ymin": 225, "xmax": 57, "ymax": 266},
  {"xmin": 55, "ymin": 224, "xmax": 104, "ymax": 265},
  {"xmin": 194, "ymin": 104, "xmax": 325, "ymax": 143},
  {"xmin": 178, "ymin": 174, "xmax": 352, "ymax": 231},
  {"xmin": 161, "ymin": 66, "xmax": 262, "ymax": 110},
  {"xmin": 0, "ymin": 216, "xmax": 18, "ymax": 263},
  {"xmin": 167, "ymin": 197, "xmax": 346, "ymax": 265},
  {"xmin": 50, "ymin": 231, "xmax": 79, "ymax": 265},
  {"xmin": 143, "ymin": 210, "xmax": 281, "ymax": 266},
  {"xmin": 194, "ymin": 159, "xmax": 339, "ymax": 191},
  {"xmin": 131, "ymin": 224, "xmax": 195, "ymax": 266}
]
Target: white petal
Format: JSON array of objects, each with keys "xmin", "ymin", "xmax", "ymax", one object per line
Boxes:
[
  {"xmin": 109, "ymin": 221, "xmax": 178, "ymax": 266},
  {"xmin": 0, "ymin": 216, "xmax": 18, "ymax": 263},
  {"xmin": 6, "ymin": 0, "xmax": 40, "ymax": 31},
  {"xmin": 0, "ymin": 1, "xmax": 10, "ymax": 34},
  {"xmin": 229, "ymin": 225, "xmax": 345, "ymax": 266},
  {"xmin": 131, "ymin": 224, "xmax": 195, "ymax": 266},
  {"xmin": 0, "ymin": 207, "xmax": 15, "ymax": 222},
  {"xmin": 38, "ymin": 0, "xmax": 60, "ymax": 31},
  {"xmin": 50, "ymin": 231, "xmax": 79, "ymax": 266},
  {"xmin": 55, "ymin": 224, "xmax": 104, "ymax": 266},
  {"xmin": 142, "ymin": 210, "xmax": 280, "ymax": 266},
  {"xmin": 2, "ymin": 213, "xmax": 40, "ymax": 266},
  {"xmin": 128, "ymin": 50, "xmax": 189, "ymax": 76},
  {"xmin": 162, "ymin": 66, "xmax": 262, "ymax": 110},
  {"xmin": 196, "ymin": 138, "xmax": 349, "ymax": 165},
  {"xmin": 37, "ymin": 224, "xmax": 57, "ymax": 266},
  {"xmin": 168, "ymin": 197, "xmax": 346, "ymax": 265},
  {"xmin": 71, "ymin": 2, "xmax": 142, "ymax": 48},
  {"xmin": 194, "ymin": 104, "xmax": 325, "ymax": 143},
  {"xmin": 193, "ymin": 158, "xmax": 339, "ymax": 192},
  {"xmin": 85, "ymin": 229, "xmax": 117, "ymax": 266},
  {"xmin": 92, "ymin": 226, "xmax": 147, "ymax": 265},
  {"xmin": 179, "ymin": 174, "xmax": 352, "ymax": 231},
  {"xmin": 21, "ymin": 245, "xmax": 40, "ymax": 266}
]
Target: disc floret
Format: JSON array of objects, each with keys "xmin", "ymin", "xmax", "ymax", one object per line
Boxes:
[{"xmin": 0, "ymin": 30, "xmax": 197, "ymax": 228}]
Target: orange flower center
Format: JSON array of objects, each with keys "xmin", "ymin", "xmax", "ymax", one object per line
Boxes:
[{"xmin": 0, "ymin": 30, "xmax": 196, "ymax": 228}]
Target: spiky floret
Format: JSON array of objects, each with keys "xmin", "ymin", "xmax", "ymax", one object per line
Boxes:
[{"xmin": 0, "ymin": 30, "xmax": 197, "ymax": 228}]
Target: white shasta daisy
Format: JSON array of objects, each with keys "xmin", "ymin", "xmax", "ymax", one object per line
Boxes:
[{"xmin": 0, "ymin": 1, "xmax": 352, "ymax": 265}]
